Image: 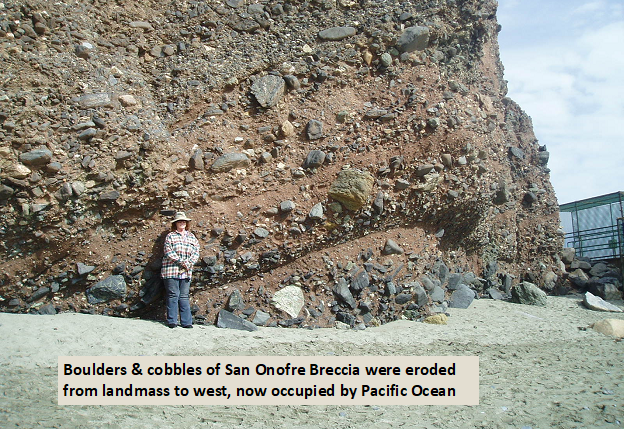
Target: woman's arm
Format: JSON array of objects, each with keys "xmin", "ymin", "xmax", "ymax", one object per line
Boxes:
[{"xmin": 163, "ymin": 234, "xmax": 182, "ymax": 263}]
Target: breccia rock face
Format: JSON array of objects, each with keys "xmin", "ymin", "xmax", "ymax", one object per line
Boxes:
[{"xmin": 0, "ymin": 0, "xmax": 562, "ymax": 326}]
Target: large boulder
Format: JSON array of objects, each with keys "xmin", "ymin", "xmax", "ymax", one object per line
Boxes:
[
  {"xmin": 449, "ymin": 284, "xmax": 475, "ymax": 309},
  {"xmin": 590, "ymin": 319, "xmax": 624, "ymax": 338},
  {"xmin": 272, "ymin": 285, "xmax": 304, "ymax": 318},
  {"xmin": 511, "ymin": 281, "xmax": 547, "ymax": 306},
  {"xmin": 86, "ymin": 275, "xmax": 126, "ymax": 304},
  {"xmin": 217, "ymin": 309, "xmax": 258, "ymax": 331},
  {"xmin": 583, "ymin": 292, "xmax": 623, "ymax": 313},
  {"xmin": 560, "ymin": 248, "xmax": 575, "ymax": 265}
]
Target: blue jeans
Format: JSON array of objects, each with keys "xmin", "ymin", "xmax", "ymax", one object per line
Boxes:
[{"xmin": 163, "ymin": 278, "xmax": 192, "ymax": 326}]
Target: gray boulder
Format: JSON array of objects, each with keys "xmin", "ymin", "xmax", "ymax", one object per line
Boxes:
[
  {"xmin": 28, "ymin": 287, "xmax": 50, "ymax": 302},
  {"xmin": 395, "ymin": 293, "xmax": 412, "ymax": 305},
  {"xmin": 382, "ymin": 239, "xmax": 403, "ymax": 255},
  {"xmin": 75, "ymin": 93, "xmax": 112, "ymax": 109},
  {"xmin": 350, "ymin": 270, "xmax": 370, "ymax": 293},
  {"xmin": 283, "ymin": 75, "xmax": 300, "ymax": 89},
  {"xmin": 487, "ymin": 287, "xmax": 505, "ymax": 300},
  {"xmin": 189, "ymin": 149, "xmax": 204, "ymax": 170},
  {"xmin": 217, "ymin": 309, "xmax": 259, "ymax": 331},
  {"xmin": 511, "ymin": 281, "xmax": 547, "ymax": 306},
  {"xmin": 0, "ymin": 184, "xmax": 14, "ymax": 200},
  {"xmin": 447, "ymin": 273, "xmax": 464, "ymax": 290},
  {"xmin": 306, "ymin": 120, "xmax": 323, "ymax": 140},
  {"xmin": 252, "ymin": 310, "xmax": 271, "ymax": 326},
  {"xmin": 308, "ymin": 203, "xmax": 324, "ymax": 220},
  {"xmin": 76, "ymin": 262, "xmax": 96, "ymax": 276},
  {"xmin": 333, "ymin": 278, "xmax": 356, "ymax": 309},
  {"xmin": 589, "ymin": 282, "xmax": 622, "ymax": 301},
  {"xmin": 303, "ymin": 150, "xmax": 326, "ymax": 169},
  {"xmin": 86, "ymin": 275, "xmax": 126, "ymax": 304},
  {"xmin": 19, "ymin": 148, "xmax": 53, "ymax": 166},
  {"xmin": 430, "ymin": 286, "xmax": 445, "ymax": 303},
  {"xmin": 226, "ymin": 289, "xmax": 245, "ymax": 311},
  {"xmin": 211, "ymin": 153, "xmax": 250, "ymax": 173},
  {"xmin": 449, "ymin": 284, "xmax": 474, "ymax": 309},
  {"xmin": 99, "ymin": 190, "xmax": 120, "ymax": 201},
  {"xmin": 280, "ymin": 200, "xmax": 296, "ymax": 213},
  {"xmin": 413, "ymin": 283, "xmax": 429, "ymax": 307},
  {"xmin": 583, "ymin": 292, "xmax": 623, "ymax": 313},
  {"xmin": 38, "ymin": 304, "xmax": 57, "ymax": 315},
  {"xmin": 561, "ymin": 248, "xmax": 575, "ymax": 264},
  {"xmin": 396, "ymin": 26, "xmax": 429, "ymax": 52},
  {"xmin": 589, "ymin": 262, "xmax": 610, "ymax": 278}
]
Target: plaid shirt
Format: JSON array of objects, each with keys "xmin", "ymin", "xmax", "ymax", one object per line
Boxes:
[{"xmin": 161, "ymin": 230, "xmax": 200, "ymax": 279}]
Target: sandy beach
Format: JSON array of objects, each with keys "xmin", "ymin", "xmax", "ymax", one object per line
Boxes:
[{"xmin": 1, "ymin": 295, "xmax": 623, "ymax": 428}]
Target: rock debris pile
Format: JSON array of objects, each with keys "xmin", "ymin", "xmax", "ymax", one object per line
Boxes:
[{"xmin": 1, "ymin": 0, "xmax": 566, "ymax": 327}]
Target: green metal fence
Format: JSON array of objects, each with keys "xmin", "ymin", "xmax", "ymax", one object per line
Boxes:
[{"xmin": 559, "ymin": 191, "xmax": 624, "ymax": 262}]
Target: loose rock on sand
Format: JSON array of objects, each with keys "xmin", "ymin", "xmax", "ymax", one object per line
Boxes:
[{"xmin": 2, "ymin": 296, "xmax": 623, "ymax": 428}]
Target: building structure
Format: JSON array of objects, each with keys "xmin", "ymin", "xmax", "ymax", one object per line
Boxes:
[{"xmin": 559, "ymin": 191, "xmax": 624, "ymax": 262}]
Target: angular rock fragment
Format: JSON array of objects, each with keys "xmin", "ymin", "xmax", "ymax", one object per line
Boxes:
[
  {"xmin": 382, "ymin": 239, "xmax": 404, "ymax": 255},
  {"xmin": 303, "ymin": 150, "xmax": 326, "ymax": 169},
  {"xmin": 583, "ymin": 292, "xmax": 623, "ymax": 313},
  {"xmin": 86, "ymin": 275, "xmax": 126, "ymax": 304},
  {"xmin": 217, "ymin": 309, "xmax": 258, "ymax": 331},
  {"xmin": 396, "ymin": 26, "xmax": 429, "ymax": 52},
  {"xmin": 511, "ymin": 282, "xmax": 547, "ymax": 306},
  {"xmin": 272, "ymin": 285, "xmax": 304, "ymax": 318},
  {"xmin": 449, "ymin": 284, "xmax": 474, "ymax": 309},
  {"xmin": 306, "ymin": 120, "xmax": 323, "ymax": 140},
  {"xmin": 328, "ymin": 169, "xmax": 374, "ymax": 210},
  {"xmin": 251, "ymin": 75, "xmax": 285, "ymax": 108}
]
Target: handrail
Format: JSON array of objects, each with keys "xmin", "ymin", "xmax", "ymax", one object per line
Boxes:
[{"xmin": 564, "ymin": 224, "xmax": 621, "ymax": 261}]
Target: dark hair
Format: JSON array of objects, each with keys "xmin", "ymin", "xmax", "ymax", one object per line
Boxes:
[{"xmin": 171, "ymin": 220, "xmax": 191, "ymax": 232}]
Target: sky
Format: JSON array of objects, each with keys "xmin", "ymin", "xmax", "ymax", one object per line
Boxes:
[{"xmin": 496, "ymin": 0, "xmax": 624, "ymax": 205}]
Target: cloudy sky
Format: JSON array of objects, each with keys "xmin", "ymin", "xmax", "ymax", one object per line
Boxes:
[{"xmin": 496, "ymin": 0, "xmax": 624, "ymax": 205}]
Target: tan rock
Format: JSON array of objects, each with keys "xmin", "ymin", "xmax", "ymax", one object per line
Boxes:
[
  {"xmin": 119, "ymin": 94, "xmax": 138, "ymax": 107},
  {"xmin": 272, "ymin": 285, "xmax": 304, "ymax": 318},
  {"xmin": 0, "ymin": 146, "xmax": 11, "ymax": 158},
  {"xmin": 281, "ymin": 120, "xmax": 295, "ymax": 137},
  {"xmin": 424, "ymin": 314, "xmax": 448, "ymax": 325},
  {"xmin": 590, "ymin": 319, "xmax": 624, "ymax": 338},
  {"xmin": 6, "ymin": 163, "xmax": 31, "ymax": 179},
  {"xmin": 328, "ymin": 169, "xmax": 375, "ymax": 211}
]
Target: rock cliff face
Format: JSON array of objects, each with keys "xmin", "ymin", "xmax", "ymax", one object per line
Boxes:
[{"xmin": 0, "ymin": 0, "xmax": 563, "ymax": 326}]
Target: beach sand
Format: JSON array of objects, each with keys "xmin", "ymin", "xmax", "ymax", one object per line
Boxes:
[{"xmin": 1, "ymin": 295, "xmax": 623, "ymax": 428}]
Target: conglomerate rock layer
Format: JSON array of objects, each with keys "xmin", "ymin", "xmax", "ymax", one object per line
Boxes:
[{"xmin": 0, "ymin": 0, "xmax": 563, "ymax": 327}]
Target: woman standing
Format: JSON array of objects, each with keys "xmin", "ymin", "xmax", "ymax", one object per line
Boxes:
[{"xmin": 161, "ymin": 212, "xmax": 200, "ymax": 328}]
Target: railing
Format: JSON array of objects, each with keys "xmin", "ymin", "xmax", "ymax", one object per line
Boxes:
[{"xmin": 564, "ymin": 223, "xmax": 623, "ymax": 262}]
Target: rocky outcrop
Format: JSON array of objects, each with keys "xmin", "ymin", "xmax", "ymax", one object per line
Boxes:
[{"xmin": 0, "ymin": 0, "xmax": 564, "ymax": 328}]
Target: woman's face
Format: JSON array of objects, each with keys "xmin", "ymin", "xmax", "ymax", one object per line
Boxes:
[{"xmin": 175, "ymin": 220, "xmax": 187, "ymax": 231}]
